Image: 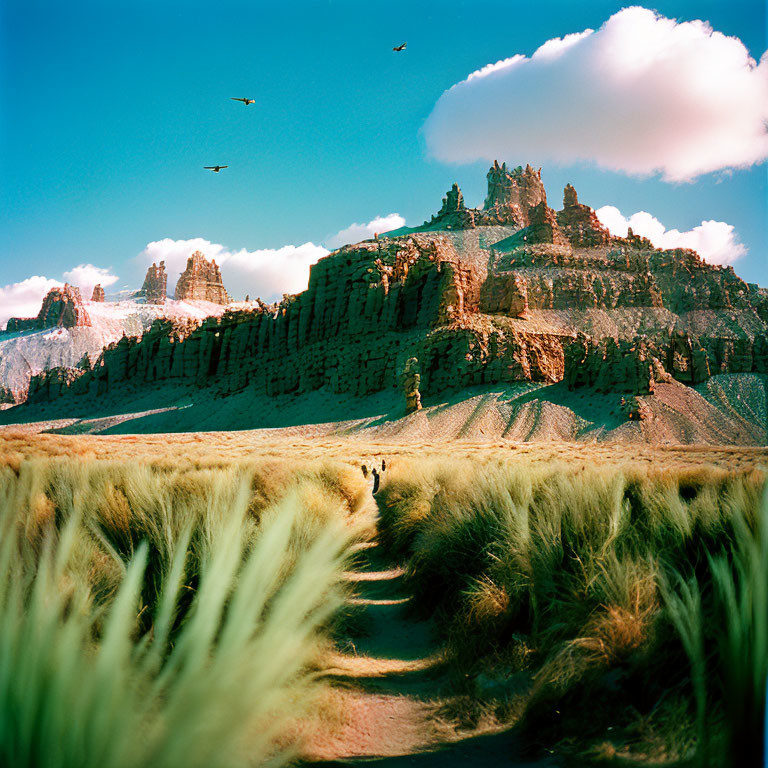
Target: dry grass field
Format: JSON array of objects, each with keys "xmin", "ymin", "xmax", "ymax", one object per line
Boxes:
[
  {"xmin": 1, "ymin": 425, "xmax": 766, "ymax": 472},
  {"xmin": 0, "ymin": 427, "xmax": 765, "ymax": 766}
]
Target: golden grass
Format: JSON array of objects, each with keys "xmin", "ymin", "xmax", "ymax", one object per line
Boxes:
[
  {"xmin": 375, "ymin": 455, "xmax": 766, "ymax": 764},
  {"xmin": 0, "ymin": 452, "xmax": 376, "ymax": 767},
  {"xmin": 1, "ymin": 427, "xmax": 766, "ymax": 473},
  {"xmin": 1, "ymin": 429, "xmax": 765, "ymax": 763}
]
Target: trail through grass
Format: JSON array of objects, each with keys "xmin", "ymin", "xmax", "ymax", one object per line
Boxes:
[{"xmin": 372, "ymin": 457, "xmax": 766, "ymax": 764}]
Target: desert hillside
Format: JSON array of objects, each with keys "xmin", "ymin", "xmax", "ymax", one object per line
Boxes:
[{"xmin": 2, "ymin": 163, "xmax": 766, "ymax": 444}]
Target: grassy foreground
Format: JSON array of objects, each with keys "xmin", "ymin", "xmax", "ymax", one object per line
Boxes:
[
  {"xmin": 377, "ymin": 458, "xmax": 767, "ymax": 766},
  {"xmin": 0, "ymin": 455, "xmax": 375, "ymax": 767},
  {"xmin": 1, "ymin": 432, "xmax": 765, "ymax": 766}
]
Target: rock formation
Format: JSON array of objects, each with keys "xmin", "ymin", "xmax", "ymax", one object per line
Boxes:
[
  {"xmin": 91, "ymin": 284, "xmax": 105, "ymax": 302},
  {"xmin": 427, "ymin": 165, "xmax": 615, "ymax": 246},
  {"xmin": 556, "ymin": 184, "xmax": 612, "ymax": 247},
  {"xmin": 401, "ymin": 357, "xmax": 423, "ymax": 413},
  {"xmin": 175, "ymin": 251, "xmax": 229, "ymax": 304},
  {"xmin": 523, "ymin": 201, "xmax": 570, "ymax": 246},
  {"xmin": 484, "ymin": 162, "xmax": 546, "ymax": 224},
  {"xmin": 7, "ymin": 165, "xmax": 767, "ymax": 429},
  {"xmin": 432, "ymin": 184, "xmax": 476, "ymax": 229},
  {"xmin": 140, "ymin": 262, "xmax": 167, "ymax": 304},
  {"xmin": 5, "ymin": 284, "xmax": 91, "ymax": 332}
]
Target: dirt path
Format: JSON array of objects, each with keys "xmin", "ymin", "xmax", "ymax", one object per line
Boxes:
[{"xmin": 300, "ymin": 541, "xmax": 558, "ymax": 766}]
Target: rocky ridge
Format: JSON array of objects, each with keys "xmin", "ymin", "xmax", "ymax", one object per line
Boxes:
[
  {"xmin": 0, "ymin": 298, "xmax": 231, "ymax": 397},
  {"xmin": 5, "ymin": 163, "xmax": 767, "ymax": 443}
]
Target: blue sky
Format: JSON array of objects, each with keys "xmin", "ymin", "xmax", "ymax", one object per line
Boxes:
[{"xmin": 1, "ymin": 0, "xmax": 766, "ymax": 305}]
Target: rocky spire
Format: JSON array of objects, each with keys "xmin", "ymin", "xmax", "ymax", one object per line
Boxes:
[
  {"xmin": 140, "ymin": 261, "xmax": 167, "ymax": 304},
  {"xmin": 438, "ymin": 183, "xmax": 465, "ymax": 215},
  {"xmin": 483, "ymin": 161, "xmax": 547, "ymax": 223},
  {"xmin": 174, "ymin": 251, "xmax": 229, "ymax": 305},
  {"xmin": 556, "ymin": 184, "xmax": 612, "ymax": 247},
  {"xmin": 91, "ymin": 284, "xmax": 105, "ymax": 302}
]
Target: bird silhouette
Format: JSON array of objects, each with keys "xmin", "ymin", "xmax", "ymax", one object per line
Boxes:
[
  {"xmin": 392, "ymin": 42, "xmax": 407, "ymax": 52},
  {"xmin": 231, "ymin": 97, "xmax": 255, "ymax": 105},
  {"xmin": 204, "ymin": 166, "xmax": 229, "ymax": 173}
]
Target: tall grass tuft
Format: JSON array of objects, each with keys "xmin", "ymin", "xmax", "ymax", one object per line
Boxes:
[
  {"xmin": 664, "ymin": 493, "xmax": 767, "ymax": 767},
  {"xmin": 0, "ymin": 456, "xmax": 366, "ymax": 768},
  {"xmin": 377, "ymin": 456, "xmax": 766, "ymax": 760}
]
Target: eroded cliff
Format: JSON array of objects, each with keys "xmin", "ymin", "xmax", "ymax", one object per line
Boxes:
[{"xmin": 8, "ymin": 164, "xmax": 767, "ymax": 442}]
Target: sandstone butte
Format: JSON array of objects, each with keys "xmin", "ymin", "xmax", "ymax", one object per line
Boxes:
[{"xmin": 9, "ymin": 162, "xmax": 768, "ymax": 436}]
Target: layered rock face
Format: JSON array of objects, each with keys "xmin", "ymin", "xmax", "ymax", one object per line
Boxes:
[
  {"xmin": 91, "ymin": 284, "xmax": 105, "ymax": 302},
  {"xmin": 140, "ymin": 262, "xmax": 167, "ymax": 304},
  {"xmin": 15, "ymin": 164, "xmax": 768, "ymax": 422},
  {"xmin": 175, "ymin": 252, "xmax": 229, "ymax": 304},
  {"xmin": 6, "ymin": 284, "xmax": 91, "ymax": 332}
]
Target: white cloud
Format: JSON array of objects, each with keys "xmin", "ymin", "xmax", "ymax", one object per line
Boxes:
[
  {"xmin": 424, "ymin": 6, "xmax": 768, "ymax": 181},
  {"xmin": 0, "ymin": 276, "xmax": 63, "ymax": 330},
  {"xmin": 138, "ymin": 238, "xmax": 329, "ymax": 301},
  {"xmin": 325, "ymin": 213, "xmax": 406, "ymax": 249},
  {"xmin": 137, "ymin": 214, "xmax": 407, "ymax": 301},
  {"xmin": 62, "ymin": 264, "xmax": 119, "ymax": 300},
  {"xmin": 595, "ymin": 205, "xmax": 746, "ymax": 265},
  {"xmin": 221, "ymin": 243, "xmax": 330, "ymax": 299}
]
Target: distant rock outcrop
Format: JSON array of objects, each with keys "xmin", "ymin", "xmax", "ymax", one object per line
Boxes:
[
  {"xmin": 91, "ymin": 284, "xmax": 105, "ymax": 302},
  {"xmin": 139, "ymin": 262, "xmax": 167, "ymax": 304},
  {"xmin": 174, "ymin": 251, "xmax": 229, "ymax": 304},
  {"xmin": 428, "ymin": 165, "xmax": 616, "ymax": 247},
  {"xmin": 6, "ymin": 284, "xmax": 91, "ymax": 332}
]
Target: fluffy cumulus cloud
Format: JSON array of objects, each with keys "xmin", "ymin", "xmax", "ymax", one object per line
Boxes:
[
  {"xmin": 595, "ymin": 206, "xmax": 746, "ymax": 265},
  {"xmin": 0, "ymin": 276, "xmax": 63, "ymax": 329},
  {"xmin": 325, "ymin": 213, "xmax": 406, "ymax": 249},
  {"xmin": 138, "ymin": 214, "xmax": 408, "ymax": 301},
  {"xmin": 138, "ymin": 238, "xmax": 330, "ymax": 301},
  {"xmin": 62, "ymin": 264, "xmax": 119, "ymax": 299},
  {"xmin": 424, "ymin": 6, "xmax": 768, "ymax": 181}
]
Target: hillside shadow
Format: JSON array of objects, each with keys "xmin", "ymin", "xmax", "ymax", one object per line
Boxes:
[
  {"xmin": 497, "ymin": 381, "xmax": 627, "ymax": 433},
  {"xmin": 3, "ymin": 379, "xmax": 627, "ymax": 437},
  {"xmin": 0, "ymin": 384, "xmax": 406, "ymax": 434}
]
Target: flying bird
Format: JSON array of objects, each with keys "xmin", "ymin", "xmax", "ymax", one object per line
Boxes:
[
  {"xmin": 204, "ymin": 165, "xmax": 228, "ymax": 173},
  {"xmin": 392, "ymin": 42, "xmax": 407, "ymax": 52},
  {"xmin": 231, "ymin": 97, "xmax": 255, "ymax": 105}
]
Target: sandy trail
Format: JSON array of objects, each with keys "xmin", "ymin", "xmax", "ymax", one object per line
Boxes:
[{"xmin": 301, "ymin": 535, "xmax": 557, "ymax": 766}]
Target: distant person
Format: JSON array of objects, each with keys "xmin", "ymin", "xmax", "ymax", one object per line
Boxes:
[
  {"xmin": 361, "ymin": 465, "xmax": 368, "ymax": 478},
  {"xmin": 381, "ymin": 458, "xmax": 387, "ymax": 472},
  {"xmin": 371, "ymin": 468, "xmax": 380, "ymax": 494}
]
